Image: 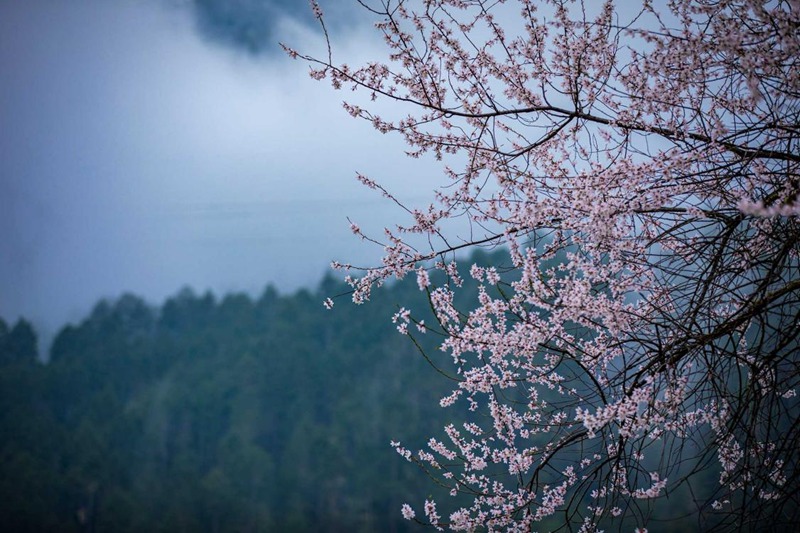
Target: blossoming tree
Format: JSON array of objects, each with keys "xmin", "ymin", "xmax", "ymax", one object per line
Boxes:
[{"xmin": 290, "ymin": 0, "xmax": 799, "ymax": 530}]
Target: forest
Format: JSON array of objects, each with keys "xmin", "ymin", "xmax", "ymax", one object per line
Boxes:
[
  {"xmin": 0, "ymin": 252, "xmax": 504, "ymax": 532},
  {"xmin": 1, "ymin": 248, "xmax": 721, "ymax": 532}
]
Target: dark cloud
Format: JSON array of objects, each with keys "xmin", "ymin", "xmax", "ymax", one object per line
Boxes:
[
  {"xmin": 186, "ymin": 0, "xmax": 359, "ymax": 55},
  {"xmin": 191, "ymin": 0, "xmax": 293, "ymax": 54}
]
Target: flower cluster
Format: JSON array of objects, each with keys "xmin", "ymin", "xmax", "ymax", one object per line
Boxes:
[{"xmin": 298, "ymin": 0, "xmax": 800, "ymax": 529}]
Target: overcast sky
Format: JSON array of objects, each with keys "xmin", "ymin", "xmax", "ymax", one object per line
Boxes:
[{"xmin": 0, "ymin": 0, "xmax": 442, "ymax": 347}]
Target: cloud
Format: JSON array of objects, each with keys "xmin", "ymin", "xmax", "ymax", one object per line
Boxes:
[
  {"xmin": 183, "ymin": 0, "xmax": 357, "ymax": 56},
  {"xmin": 190, "ymin": 0, "xmax": 291, "ymax": 54},
  {"xmin": 0, "ymin": 0, "xmax": 448, "ymax": 351}
]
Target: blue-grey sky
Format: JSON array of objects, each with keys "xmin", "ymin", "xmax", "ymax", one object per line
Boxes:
[{"xmin": 0, "ymin": 0, "xmax": 440, "ymax": 348}]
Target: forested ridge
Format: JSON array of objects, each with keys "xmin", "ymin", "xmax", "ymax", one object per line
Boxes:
[
  {"xmin": 0, "ymin": 249, "xmax": 714, "ymax": 532},
  {"xmin": 0, "ymin": 260, "xmax": 469, "ymax": 532}
]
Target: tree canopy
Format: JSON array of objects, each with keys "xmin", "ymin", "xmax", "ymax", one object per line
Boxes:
[{"xmin": 0, "ymin": 274, "xmax": 461, "ymax": 532}]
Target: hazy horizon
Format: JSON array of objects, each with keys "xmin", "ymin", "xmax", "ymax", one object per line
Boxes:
[{"xmin": 1, "ymin": 0, "xmax": 445, "ymax": 350}]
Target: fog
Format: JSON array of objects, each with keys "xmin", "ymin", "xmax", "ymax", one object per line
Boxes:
[{"xmin": 0, "ymin": 0, "xmax": 441, "ymax": 350}]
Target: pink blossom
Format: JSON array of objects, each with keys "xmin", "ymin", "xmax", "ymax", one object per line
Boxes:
[
  {"xmin": 304, "ymin": 0, "xmax": 800, "ymax": 528},
  {"xmin": 401, "ymin": 503, "xmax": 415, "ymax": 520}
]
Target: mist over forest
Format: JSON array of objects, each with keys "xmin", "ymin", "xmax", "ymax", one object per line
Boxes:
[{"xmin": 0, "ymin": 2, "xmax": 461, "ymax": 530}]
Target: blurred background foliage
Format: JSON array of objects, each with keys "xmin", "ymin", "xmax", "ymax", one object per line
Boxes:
[
  {"xmin": 0, "ymin": 248, "xmax": 711, "ymax": 531},
  {"xmin": 0, "ymin": 249, "xmax": 496, "ymax": 532}
]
